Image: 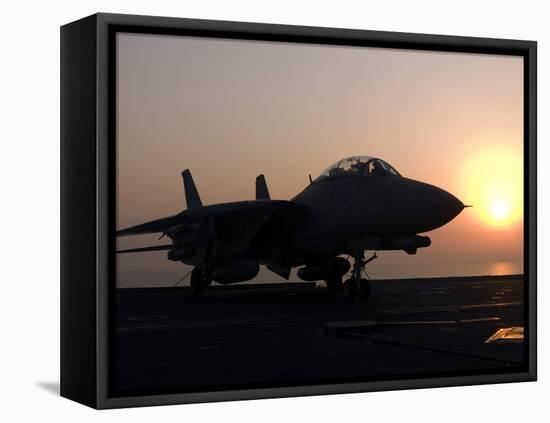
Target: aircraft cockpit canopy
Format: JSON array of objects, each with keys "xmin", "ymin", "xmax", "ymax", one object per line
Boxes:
[{"xmin": 313, "ymin": 156, "xmax": 400, "ymax": 183}]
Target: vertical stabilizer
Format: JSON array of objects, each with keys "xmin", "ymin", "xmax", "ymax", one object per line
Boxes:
[
  {"xmin": 181, "ymin": 169, "xmax": 203, "ymax": 209},
  {"xmin": 255, "ymin": 174, "xmax": 271, "ymax": 200}
]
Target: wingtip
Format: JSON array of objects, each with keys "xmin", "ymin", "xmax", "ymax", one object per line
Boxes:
[{"xmin": 116, "ymin": 227, "xmax": 136, "ymax": 237}]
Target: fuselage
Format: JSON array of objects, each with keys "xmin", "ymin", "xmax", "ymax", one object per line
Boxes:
[
  {"xmin": 292, "ymin": 175, "xmax": 461, "ymax": 243},
  {"xmin": 274, "ymin": 174, "xmax": 464, "ymax": 264},
  {"xmin": 170, "ymin": 173, "xmax": 464, "ymax": 268}
]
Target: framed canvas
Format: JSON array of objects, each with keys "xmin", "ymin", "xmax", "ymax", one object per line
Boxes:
[{"xmin": 60, "ymin": 13, "xmax": 537, "ymax": 409}]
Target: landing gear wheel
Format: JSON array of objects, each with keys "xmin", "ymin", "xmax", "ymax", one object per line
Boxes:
[
  {"xmin": 358, "ymin": 278, "xmax": 371, "ymax": 302},
  {"xmin": 190, "ymin": 267, "xmax": 206, "ymax": 296},
  {"xmin": 325, "ymin": 277, "xmax": 342, "ymax": 296},
  {"xmin": 343, "ymin": 278, "xmax": 358, "ymax": 302},
  {"xmin": 346, "ymin": 251, "xmax": 377, "ymax": 303}
]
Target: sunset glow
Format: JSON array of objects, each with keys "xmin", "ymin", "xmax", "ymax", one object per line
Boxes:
[{"xmin": 462, "ymin": 148, "xmax": 523, "ymax": 228}]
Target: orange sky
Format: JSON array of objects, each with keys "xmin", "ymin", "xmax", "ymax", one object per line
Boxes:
[{"xmin": 116, "ymin": 33, "xmax": 524, "ymax": 287}]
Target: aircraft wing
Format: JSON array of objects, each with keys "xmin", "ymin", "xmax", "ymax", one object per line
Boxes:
[{"xmin": 116, "ymin": 200, "xmax": 307, "ymax": 239}]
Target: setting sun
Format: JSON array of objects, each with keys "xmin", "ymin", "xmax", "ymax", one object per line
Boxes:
[{"xmin": 461, "ymin": 148, "xmax": 523, "ymax": 228}]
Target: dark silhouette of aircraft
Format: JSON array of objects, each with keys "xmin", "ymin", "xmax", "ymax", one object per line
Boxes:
[{"xmin": 117, "ymin": 156, "xmax": 466, "ymax": 301}]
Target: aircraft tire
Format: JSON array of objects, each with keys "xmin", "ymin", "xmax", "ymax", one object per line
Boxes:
[
  {"xmin": 325, "ymin": 277, "xmax": 341, "ymax": 291},
  {"xmin": 190, "ymin": 267, "xmax": 206, "ymax": 296},
  {"xmin": 358, "ymin": 278, "xmax": 371, "ymax": 302},
  {"xmin": 343, "ymin": 279, "xmax": 357, "ymax": 302}
]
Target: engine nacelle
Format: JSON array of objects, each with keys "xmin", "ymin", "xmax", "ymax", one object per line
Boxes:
[
  {"xmin": 297, "ymin": 257, "xmax": 351, "ymax": 282},
  {"xmin": 213, "ymin": 259, "xmax": 260, "ymax": 284}
]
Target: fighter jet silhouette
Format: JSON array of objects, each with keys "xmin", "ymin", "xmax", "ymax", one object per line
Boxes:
[{"xmin": 117, "ymin": 156, "xmax": 466, "ymax": 301}]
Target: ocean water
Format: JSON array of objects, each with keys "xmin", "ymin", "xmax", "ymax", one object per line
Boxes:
[{"xmin": 367, "ymin": 260, "xmax": 523, "ymax": 280}]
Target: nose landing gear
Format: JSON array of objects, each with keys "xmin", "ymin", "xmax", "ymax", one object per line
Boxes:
[{"xmin": 343, "ymin": 252, "xmax": 377, "ymax": 302}]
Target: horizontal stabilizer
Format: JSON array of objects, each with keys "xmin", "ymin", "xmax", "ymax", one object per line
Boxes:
[
  {"xmin": 182, "ymin": 169, "xmax": 203, "ymax": 209},
  {"xmin": 255, "ymin": 174, "xmax": 270, "ymax": 200},
  {"xmin": 116, "ymin": 244, "xmax": 173, "ymax": 254},
  {"xmin": 116, "ymin": 214, "xmax": 184, "ymax": 237}
]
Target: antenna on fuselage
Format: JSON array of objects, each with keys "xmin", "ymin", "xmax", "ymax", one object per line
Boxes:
[{"xmin": 308, "ymin": 174, "xmax": 313, "ymax": 185}]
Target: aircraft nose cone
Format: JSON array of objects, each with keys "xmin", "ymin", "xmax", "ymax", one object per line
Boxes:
[
  {"xmin": 425, "ymin": 185, "xmax": 464, "ymax": 227},
  {"xmin": 406, "ymin": 181, "xmax": 465, "ymax": 232},
  {"xmin": 438, "ymin": 189, "xmax": 465, "ymax": 222}
]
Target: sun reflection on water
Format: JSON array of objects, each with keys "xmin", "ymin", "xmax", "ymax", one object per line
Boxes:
[{"xmin": 488, "ymin": 261, "xmax": 515, "ymax": 276}]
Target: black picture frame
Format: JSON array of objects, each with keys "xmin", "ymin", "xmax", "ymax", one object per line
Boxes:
[{"xmin": 61, "ymin": 12, "xmax": 537, "ymax": 409}]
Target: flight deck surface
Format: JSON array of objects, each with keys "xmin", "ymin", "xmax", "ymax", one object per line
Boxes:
[{"xmin": 113, "ymin": 275, "xmax": 525, "ymax": 396}]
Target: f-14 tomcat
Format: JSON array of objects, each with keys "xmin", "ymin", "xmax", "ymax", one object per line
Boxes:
[{"xmin": 117, "ymin": 156, "xmax": 466, "ymax": 301}]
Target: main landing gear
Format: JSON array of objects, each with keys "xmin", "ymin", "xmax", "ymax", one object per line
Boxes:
[
  {"xmin": 342, "ymin": 252, "xmax": 377, "ymax": 302},
  {"xmin": 190, "ymin": 267, "xmax": 212, "ymax": 296}
]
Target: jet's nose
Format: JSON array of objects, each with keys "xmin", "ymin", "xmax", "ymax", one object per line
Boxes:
[
  {"xmin": 438, "ymin": 188, "xmax": 465, "ymax": 222},
  {"xmin": 422, "ymin": 184, "xmax": 464, "ymax": 228},
  {"xmin": 404, "ymin": 180, "xmax": 465, "ymax": 233}
]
